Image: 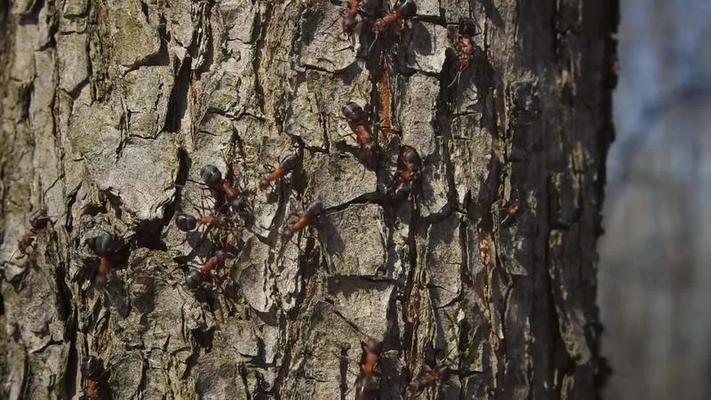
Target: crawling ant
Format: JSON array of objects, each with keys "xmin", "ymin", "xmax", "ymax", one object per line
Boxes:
[
  {"xmin": 500, "ymin": 200, "xmax": 521, "ymax": 227},
  {"xmin": 373, "ymin": 0, "xmax": 417, "ymax": 33},
  {"xmin": 201, "ymin": 164, "xmax": 240, "ymax": 200},
  {"xmin": 259, "ymin": 155, "xmax": 299, "ymax": 190},
  {"xmin": 81, "ymin": 355, "xmax": 108, "ymax": 400},
  {"xmin": 445, "ymin": 17, "xmax": 479, "ymax": 87},
  {"xmin": 281, "ymin": 201, "xmax": 324, "ymax": 241},
  {"xmin": 407, "ymin": 364, "xmax": 450, "ymax": 398},
  {"xmin": 186, "ymin": 249, "xmax": 233, "ymax": 289},
  {"xmin": 342, "ymin": 0, "xmax": 361, "ymax": 34},
  {"xmin": 175, "ymin": 212, "xmax": 230, "ymax": 232},
  {"xmin": 87, "ymin": 233, "xmax": 123, "ymax": 287},
  {"xmin": 355, "ymin": 336, "xmax": 383, "ymax": 400},
  {"xmin": 388, "ymin": 145, "xmax": 422, "ymax": 200},
  {"xmin": 342, "ymin": 102, "xmax": 378, "ymax": 167},
  {"xmin": 16, "ymin": 209, "xmax": 53, "ymax": 258}
]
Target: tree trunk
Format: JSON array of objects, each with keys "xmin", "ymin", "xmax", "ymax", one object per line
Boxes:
[{"xmin": 0, "ymin": 0, "xmax": 617, "ymax": 399}]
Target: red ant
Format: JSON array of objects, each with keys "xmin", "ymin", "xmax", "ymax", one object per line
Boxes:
[
  {"xmin": 174, "ymin": 212, "xmax": 230, "ymax": 232},
  {"xmin": 342, "ymin": 0, "xmax": 361, "ymax": 34},
  {"xmin": 407, "ymin": 364, "xmax": 450, "ymax": 398},
  {"xmin": 373, "ymin": 0, "xmax": 417, "ymax": 33},
  {"xmin": 355, "ymin": 336, "xmax": 382, "ymax": 400},
  {"xmin": 500, "ymin": 200, "xmax": 521, "ymax": 227},
  {"xmin": 186, "ymin": 250, "xmax": 233, "ymax": 289},
  {"xmin": 446, "ymin": 17, "xmax": 479, "ymax": 87},
  {"xmin": 388, "ymin": 145, "xmax": 422, "ymax": 200},
  {"xmin": 87, "ymin": 233, "xmax": 122, "ymax": 287},
  {"xmin": 280, "ymin": 201, "xmax": 324, "ymax": 240},
  {"xmin": 200, "ymin": 164, "xmax": 240, "ymax": 200},
  {"xmin": 16, "ymin": 209, "xmax": 53, "ymax": 258},
  {"xmin": 342, "ymin": 102, "xmax": 378, "ymax": 167},
  {"xmin": 82, "ymin": 355, "xmax": 108, "ymax": 400},
  {"xmin": 259, "ymin": 155, "xmax": 299, "ymax": 190}
]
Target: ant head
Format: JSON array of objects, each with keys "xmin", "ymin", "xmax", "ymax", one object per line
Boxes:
[
  {"xmin": 175, "ymin": 213, "xmax": 197, "ymax": 232},
  {"xmin": 398, "ymin": 0, "xmax": 417, "ymax": 18},
  {"xmin": 81, "ymin": 356, "xmax": 103, "ymax": 379},
  {"xmin": 90, "ymin": 233, "xmax": 121, "ymax": 257},
  {"xmin": 341, "ymin": 102, "xmax": 366, "ymax": 122},
  {"xmin": 29, "ymin": 209, "xmax": 51, "ymax": 230},
  {"xmin": 281, "ymin": 154, "xmax": 299, "ymax": 171},
  {"xmin": 458, "ymin": 17, "xmax": 479, "ymax": 36},
  {"xmin": 400, "ymin": 146, "xmax": 421, "ymax": 165},
  {"xmin": 200, "ymin": 164, "xmax": 222, "ymax": 187},
  {"xmin": 186, "ymin": 269, "xmax": 203, "ymax": 289},
  {"xmin": 305, "ymin": 201, "xmax": 324, "ymax": 218}
]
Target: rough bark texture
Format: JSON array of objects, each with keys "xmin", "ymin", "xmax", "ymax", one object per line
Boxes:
[{"xmin": 0, "ymin": 0, "xmax": 617, "ymax": 399}]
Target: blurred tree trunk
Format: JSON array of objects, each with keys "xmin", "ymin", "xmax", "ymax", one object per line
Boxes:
[{"xmin": 0, "ymin": 0, "xmax": 616, "ymax": 399}]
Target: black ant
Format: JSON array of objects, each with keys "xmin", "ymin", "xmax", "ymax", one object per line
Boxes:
[
  {"xmin": 342, "ymin": 102, "xmax": 378, "ymax": 167},
  {"xmin": 186, "ymin": 249, "xmax": 234, "ymax": 289},
  {"xmin": 355, "ymin": 336, "xmax": 383, "ymax": 400},
  {"xmin": 87, "ymin": 233, "xmax": 123, "ymax": 287},
  {"xmin": 388, "ymin": 145, "xmax": 422, "ymax": 200},
  {"xmin": 372, "ymin": 0, "xmax": 417, "ymax": 34},
  {"xmin": 446, "ymin": 17, "xmax": 479, "ymax": 87},
  {"xmin": 280, "ymin": 201, "xmax": 324, "ymax": 241},
  {"xmin": 200, "ymin": 164, "xmax": 240, "ymax": 200},
  {"xmin": 81, "ymin": 355, "xmax": 108, "ymax": 400},
  {"xmin": 259, "ymin": 155, "xmax": 299, "ymax": 191},
  {"xmin": 16, "ymin": 209, "xmax": 53, "ymax": 258},
  {"xmin": 174, "ymin": 212, "xmax": 230, "ymax": 232},
  {"xmin": 407, "ymin": 364, "xmax": 450, "ymax": 398}
]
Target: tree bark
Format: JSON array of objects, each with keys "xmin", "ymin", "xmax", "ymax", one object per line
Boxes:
[{"xmin": 0, "ymin": 0, "xmax": 617, "ymax": 399}]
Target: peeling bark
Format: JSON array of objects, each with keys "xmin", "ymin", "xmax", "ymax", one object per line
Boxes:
[{"xmin": 0, "ymin": 0, "xmax": 617, "ymax": 399}]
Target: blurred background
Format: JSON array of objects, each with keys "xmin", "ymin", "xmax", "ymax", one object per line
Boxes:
[{"xmin": 598, "ymin": 0, "xmax": 711, "ymax": 399}]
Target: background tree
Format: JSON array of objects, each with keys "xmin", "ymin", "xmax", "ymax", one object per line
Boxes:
[{"xmin": 0, "ymin": 0, "xmax": 617, "ymax": 399}]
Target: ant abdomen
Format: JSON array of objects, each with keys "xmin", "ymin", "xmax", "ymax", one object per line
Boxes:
[
  {"xmin": 282, "ymin": 154, "xmax": 299, "ymax": 171},
  {"xmin": 81, "ymin": 356, "xmax": 103, "ymax": 380},
  {"xmin": 342, "ymin": 102, "xmax": 367, "ymax": 122},
  {"xmin": 90, "ymin": 233, "xmax": 121, "ymax": 257},
  {"xmin": 200, "ymin": 164, "xmax": 240, "ymax": 199},
  {"xmin": 29, "ymin": 209, "xmax": 51, "ymax": 230},
  {"xmin": 186, "ymin": 269, "xmax": 203, "ymax": 289},
  {"xmin": 458, "ymin": 17, "xmax": 478, "ymax": 36},
  {"xmin": 398, "ymin": 0, "xmax": 417, "ymax": 18},
  {"xmin": 401, "ymin": 145, "xmax": 419, "ymax": 161},
  {"xmin": 185, "ymin": 250, "xmax": 230, "ymax": 289},
  {"xmin": 304, "ymin": 201, "xmax": 324, "ymax": 219},
  {"xmin": 200, "ymin": 164, "xmax": 222, "ymax": 187},
  {"xmin": 175, "ymin": 213, "xmax": 198, "ymax": 232}
]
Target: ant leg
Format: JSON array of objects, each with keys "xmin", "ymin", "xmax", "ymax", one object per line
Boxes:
[
  {"xmin": 367, "ymin": 32, "xmax": 379, "ymax": 54},
  {"xmin": 447, "ymin": 70, "xmax": 462, "ymax": 89}
]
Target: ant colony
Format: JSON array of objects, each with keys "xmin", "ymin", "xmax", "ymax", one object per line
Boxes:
[{"xmin": 7, "ymin": 1, "xmax": 500, "ymax": 399}]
